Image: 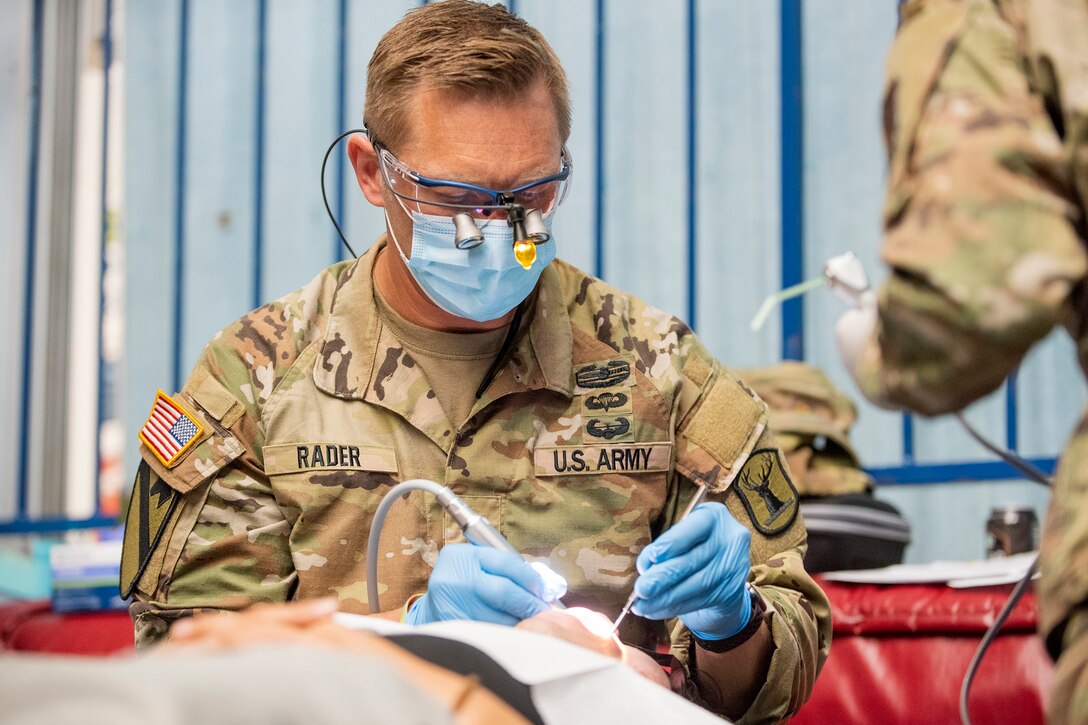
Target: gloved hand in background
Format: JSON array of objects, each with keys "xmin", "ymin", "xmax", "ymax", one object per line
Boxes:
[
  {"xmin": 631, "ymin": 503, "xmax": 753, "ymax": 640},
  {"xmin": 405, "ymin": 544, "xmax": 552, "ymax": 627},
  {"xmin": 824, "ymin": 251, "xmax": 878, "ymax": 384},
  {"xmin": 834, "ymin": 289, "xmax": 877, "ymax": 382}
]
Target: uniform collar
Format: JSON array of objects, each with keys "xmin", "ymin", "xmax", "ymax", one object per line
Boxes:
[{"xmin": 313, "ymin": 239, "xmax": 573, "ymax": 440}]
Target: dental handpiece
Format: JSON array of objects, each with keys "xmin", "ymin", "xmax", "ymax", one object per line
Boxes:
[
  {"xmin": 610, "ymin": 483, "xmax": 709, "ymax": 635},
  {"xmin": 367, "ymin": 479, "xmax": 566, "ymax": 613}
]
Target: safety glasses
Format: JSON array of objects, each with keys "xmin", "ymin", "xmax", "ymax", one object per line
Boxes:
[{"xmin": 373, "ymin": 139, "xmax": 573, "ymax": 219}]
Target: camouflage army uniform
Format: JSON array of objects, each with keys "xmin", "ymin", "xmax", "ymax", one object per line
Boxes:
[
  {"xmin": 851, "ymin": 0, "xmax": 1088, "ymax": 720},
  {"xmin": 123, "ymin": 240, "xmax": 830, "ymax": 722}
]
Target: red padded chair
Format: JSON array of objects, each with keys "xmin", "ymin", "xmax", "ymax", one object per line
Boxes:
[
  {"xmin": 0, "ymin": 600, "xmax": 132, "ymax": 656},
  {"xmin": 793, "ymin": 578, "xmax": 1053, "ymax": 724}
]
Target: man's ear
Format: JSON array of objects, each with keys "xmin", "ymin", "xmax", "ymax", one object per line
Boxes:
[{"xmin": 347, "ymin": 135, "xmax": 385, "ymax": 207}]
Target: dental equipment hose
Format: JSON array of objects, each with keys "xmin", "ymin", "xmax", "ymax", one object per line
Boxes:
[
  {"xmin": 954, "ymin": 413, "xmax": 1050, "ymax": 725},
  {"xmin": 366, "ymin": 478, "xmax": 564, "ymax": 614}
]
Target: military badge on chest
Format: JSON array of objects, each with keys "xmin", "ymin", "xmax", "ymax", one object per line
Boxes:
[
  {"xmin": 575, "ymin": 359, "xmax": 635, "ymax": 443},
  {"xmin": 532, "ymin": 358, "xmax": 673, "ymax": 477}
]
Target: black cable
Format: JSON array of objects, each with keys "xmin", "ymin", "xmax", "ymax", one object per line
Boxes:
[
  {"xmin": 959, "ymin": 555, "xmax": 1039, "ymax": 725},
  {"xmin": 320, "ymin": 128, "xmax": 367, "ymax": 259},
  {"xmin": 951, "ymin": 411, "xmax": 1048, "ymax": 724},
  {"xmin": 475, "ymin": 301, "xmax": 526, "ymax": 400},
  {"xmin": 954, "ymin": 412, "xmax": 1052, "ymax": 487}
]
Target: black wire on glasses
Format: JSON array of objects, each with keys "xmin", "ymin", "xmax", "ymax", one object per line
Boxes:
[{"xmin": 320, "ymin": 128, "xmax": 367, "ymax": 259}]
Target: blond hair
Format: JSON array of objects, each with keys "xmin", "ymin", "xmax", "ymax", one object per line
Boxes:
[{"xmin": 364, "ymin": 0, "xmax": 571, "ymax": 151}]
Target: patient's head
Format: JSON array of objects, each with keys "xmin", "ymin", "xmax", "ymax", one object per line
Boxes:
[{"xmin": 516, "ymin": 608, "xmax": 669, "ymax": 688}]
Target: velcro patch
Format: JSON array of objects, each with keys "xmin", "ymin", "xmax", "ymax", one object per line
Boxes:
[
  {"xmin": 535, "ymin": 443, "xmax": 671, "ymax": 476},
  {"xmin": 684, "ymin": 376, "xmax": 765, "ymax": 472},
  {"xmin": 120, "ymin": 460, "xmax": 181, "ymax": 598},
  {"xmin": 138, "ymin": 390, "xmax": 205, "ymax": 468},
  {"xmin": 733, "ymin": 448, "xmax": 798, "ymax": 536},
  {"xmin": 681, "ymin": 355, "xmax": 712, "ymax": 387}
]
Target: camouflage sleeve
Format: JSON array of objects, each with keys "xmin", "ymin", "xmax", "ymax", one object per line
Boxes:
[
  {"xmin": 663, "ymin": 339, "xmax": 831, "ymax": 722},
  {"xmin": 124, "ymin": 268, "xmax": 343, "ymax": 647},
  {"xmin": 854, "ymin": 0, "xmax": 1087, "ymax": 415},
  {"xmin": 127, "ymin": 348, "xmax": 296, "ymax": 648}
]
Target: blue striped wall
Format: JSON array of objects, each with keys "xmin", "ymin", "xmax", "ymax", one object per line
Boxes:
[{"xmin": 4, "ymin": 0, "xmax": 1077, "ymax": 559}]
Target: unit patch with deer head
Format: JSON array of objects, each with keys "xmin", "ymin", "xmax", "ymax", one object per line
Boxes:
[{"xmin": 734, "ymin": 448, "xmax": 798, "ymax": 536}]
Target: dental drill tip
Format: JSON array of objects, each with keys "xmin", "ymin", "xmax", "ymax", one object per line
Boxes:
[{"xmin": 611, "ymin": 591, "xmax": 638, "ymax": 635}]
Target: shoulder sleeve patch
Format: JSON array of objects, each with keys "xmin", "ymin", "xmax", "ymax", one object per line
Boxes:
[
  {"xmin": 138, "ymin": 390, "xmax": 205, "ymax": 468},
  {"xmin": 733, "ymin": 448, "xmax": 799, "ymax": 536},
  {"xmin": 120, "ymin": 460, "xmax": 181, "ymax": 599}
]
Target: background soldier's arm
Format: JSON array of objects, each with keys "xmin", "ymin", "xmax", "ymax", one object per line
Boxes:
[{"xmin": 855, "ymin": 0, "xmax": 1087, "ymax": 415}]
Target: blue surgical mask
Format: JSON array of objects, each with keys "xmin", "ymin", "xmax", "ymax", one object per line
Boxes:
[{"xmin": 386, "ymin": 206, "xmax": 556, "ymax": 322}]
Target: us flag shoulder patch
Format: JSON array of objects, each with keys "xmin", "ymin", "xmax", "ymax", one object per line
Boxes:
[{"xmin": 138, "ymin": 390, "xmax": 205, "ymax": 467}]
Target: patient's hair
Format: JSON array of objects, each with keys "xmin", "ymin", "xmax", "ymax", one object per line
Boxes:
[{"xmin": 364, "ymin": 0, "xmax": 571, "ymax": 150}]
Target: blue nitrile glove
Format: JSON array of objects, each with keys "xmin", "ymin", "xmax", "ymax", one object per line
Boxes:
[
  {"xmin": 631, "ymin": 502, "xmax": 753, "ymax": 640},
  {"xmin": 405, "ymin": 543, "xmax": 552, "ymax": 627}
]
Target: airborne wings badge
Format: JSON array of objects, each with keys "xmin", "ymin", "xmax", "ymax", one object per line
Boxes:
[
  {"xmin": 120, "ymin": 460, "xmax": 181, "ymax": 598},
  {"xmin": 734, "ymin": 448, "xmax": 798, "ymax": 536}
]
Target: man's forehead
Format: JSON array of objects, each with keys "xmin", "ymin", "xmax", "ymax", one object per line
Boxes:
[{"xmin": 394, "ymin": 84, "xmax": 562, "ymax": 186}]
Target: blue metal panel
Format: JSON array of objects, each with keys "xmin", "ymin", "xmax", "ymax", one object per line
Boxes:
[
  {"xmin": 253, "ymin": 0, "xmax": 267, "ymax": 308},
  {"xmin": 1006, "ymin": 371, "xmax": 1019, "ymax": 450},
  {"xmin": 180, "ymin": 0, "xmax": 260, "ymax": 369},
  {"xmin": 124, "ymin": 0, "xmax": 184, "ymax": 483},
  {"xmin": 779, "ymin": 0, "xmax": 804, "ymax": 361},
  {"xmin": 263, "ymin": 0, "xmax": 340, "ymax": 299},
  {"xmin": 17, "ymin": 0, "xmax": 45, "ymax": 518},
  {"xmin": 594, "ymin": 0, "xmax": 605, "ymax": 280},
  {"xmin": 869, "ymin": 458, "xmax": 1056, "ymax": 485},
  {"xmin": 686, "ymin": 0, "xmax": 697, "ymax": 330},
  {"xmin": 1017, "ymin": 332, "xmax": 1085, "ymax": 458},
  {"xmin": 601, "ymin": 1, "xmax": 687, "ymax": 316},
  {"xmin": 334, "ymin": 0, "xmax": 348, "ymax": 262},
  {"xmin": 171, "ymin": 0, "xmax": 190, "ymax": 392},
  {"xmin": 95, "ymin": 0, "xmax": 114, "ymax": 511},
  {"xmin": 693, "ymin": 2, "xmax": 780, "ymax": 368},
  {"xmin": 0, "ymin": 0, "xmax": 33, "ymax": 521},
  {"xmin": 902, "ymin": 412, "xmax": 914, "ymax": 463},
  {"xmin": 0, "ymin": 516, "xmax": 119, "ymax": 536}
]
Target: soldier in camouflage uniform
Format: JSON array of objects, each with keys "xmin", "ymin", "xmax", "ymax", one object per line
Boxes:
[
  {"xmin": 835, "ymin": 0, "xmax": 1088, "ymax": 721},
  {"xmin": 121, "ymin": 1, "xmax": 829, "ymax": 720}
]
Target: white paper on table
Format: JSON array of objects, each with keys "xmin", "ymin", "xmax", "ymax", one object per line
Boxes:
[
  {"xmin": 820, "ymin": 551, "xmax": 1037, "ymax": 587},
  {"xmin": 334, "ymin": 613, "xmax": 726, "ymax": 724}
]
